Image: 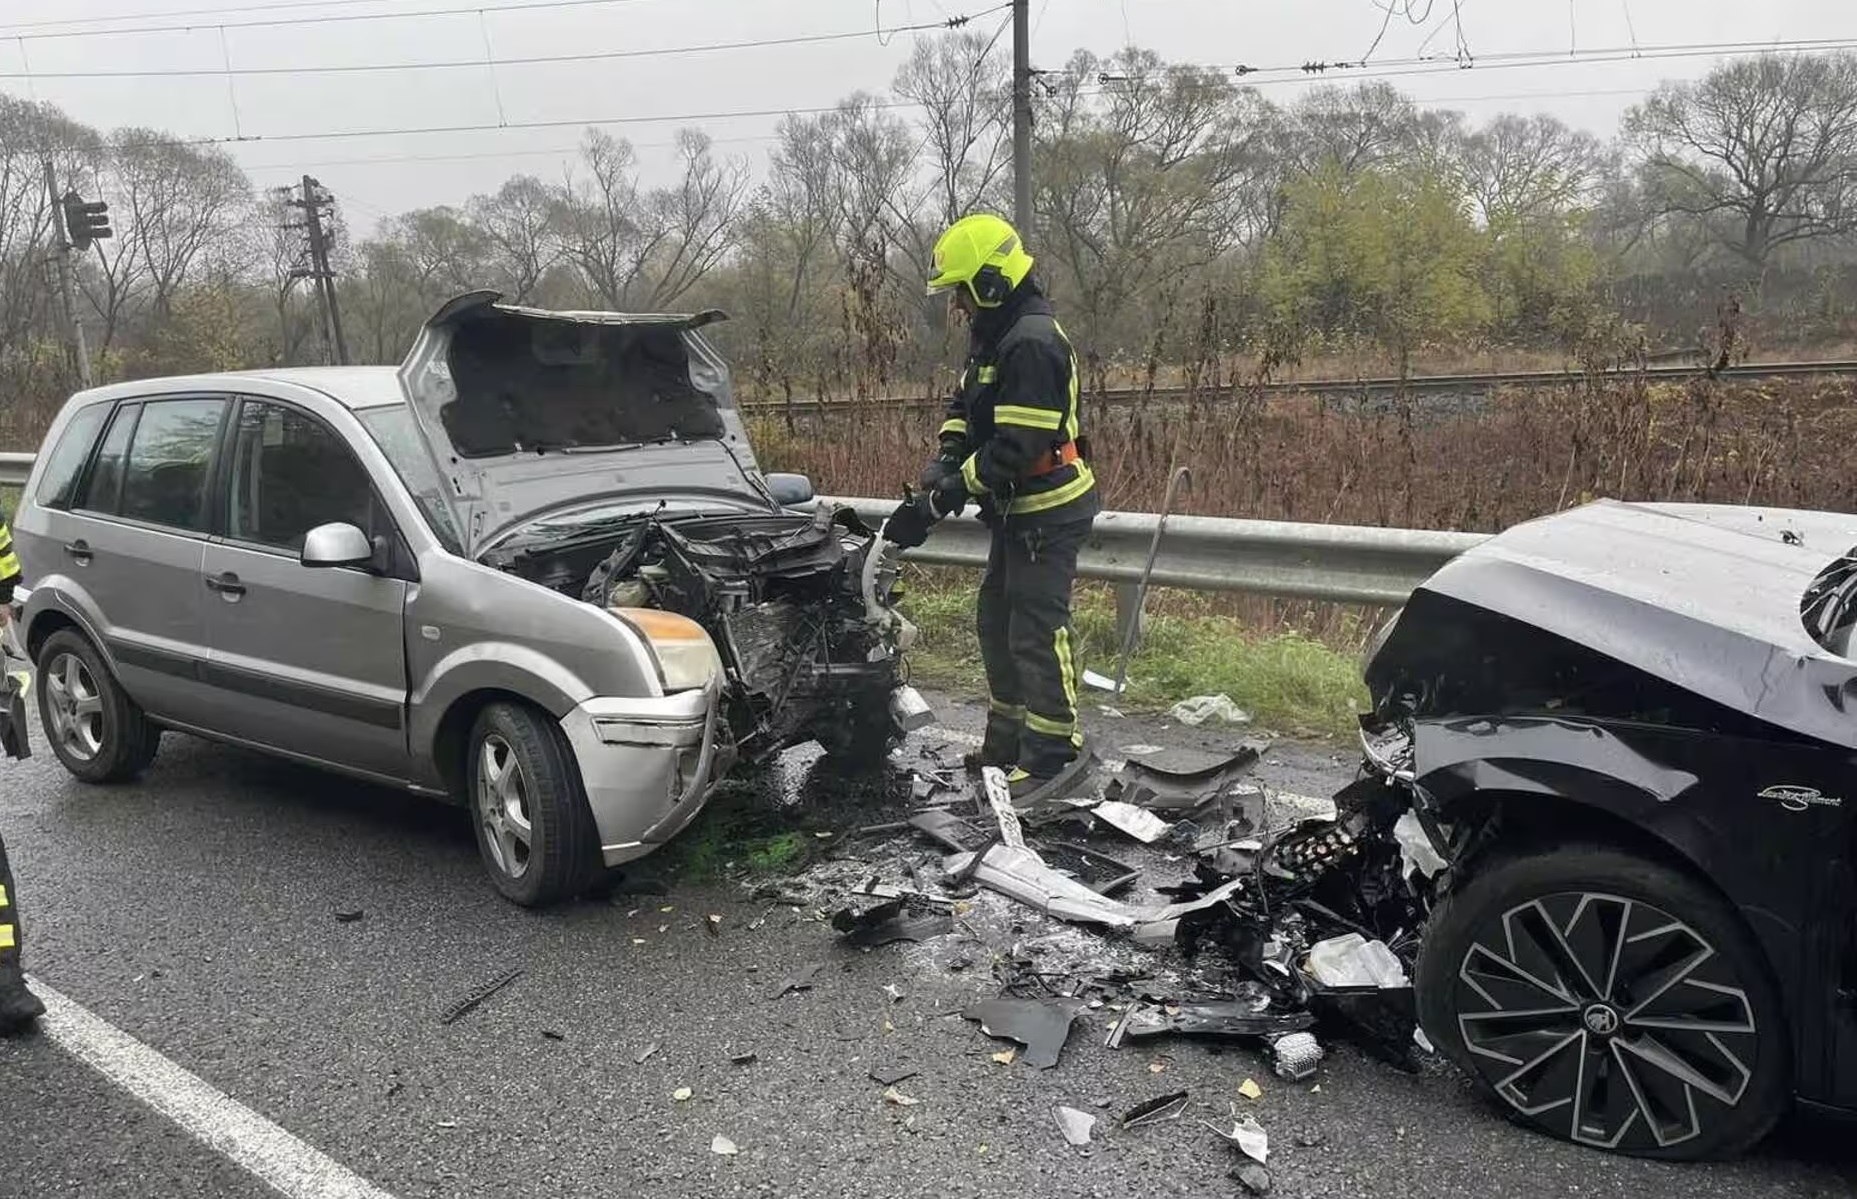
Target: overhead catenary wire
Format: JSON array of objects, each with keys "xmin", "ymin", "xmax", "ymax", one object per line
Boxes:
[
  {"xmin": 1076, "ymin": 35, "xmax": 1857, "ymax": 85},
  {"xmin": 0, "ymin": 0, "xmax": 677, "ymax": 42},
  {"xmin": 39, "ymin": 34, "xmax": 1853, "ymax": 162},
  {"xmin": 0, "ymin": 11, "xmax": 1000, "ymax": 81}
]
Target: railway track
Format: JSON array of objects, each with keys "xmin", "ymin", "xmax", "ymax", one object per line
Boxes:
[{"xmin": 735, "ymin": 358, "xmax": 1857, "ymax": 416}]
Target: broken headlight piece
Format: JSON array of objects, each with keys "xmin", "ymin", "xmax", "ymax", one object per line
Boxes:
[
  {"xmin": 1265, "ymin": 822, "xmax": 1361, "ymax": 883},
  {"xmin": 1358, "ymin": 719, "xmax": 1415, "ymax": 781}
]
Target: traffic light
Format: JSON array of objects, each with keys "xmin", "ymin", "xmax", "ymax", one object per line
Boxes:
[{"xmin": 60, "ymin": 191, "xmax": 111, "ymax": 252}]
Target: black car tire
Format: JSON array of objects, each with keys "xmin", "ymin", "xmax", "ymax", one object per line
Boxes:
[
  {"xmin": 1417, "ymin": 846, "xmax": 1789, "ymax": 1160},
  {"xmin": 34, "ymin": 629, "xmax": 159, "ymax": 783},
  {"xmin": 466, "ymin": 702, "xmax": 599, "ymax": 907}
]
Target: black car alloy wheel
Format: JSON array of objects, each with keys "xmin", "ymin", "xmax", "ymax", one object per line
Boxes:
[
  {"xmin": 1419, "ymin": 849, "xmax": 1788, "ymax": 1160},
  {"xmin": 1456, "ymin": 891, "xmax": 1755, "ymax": 1151}
]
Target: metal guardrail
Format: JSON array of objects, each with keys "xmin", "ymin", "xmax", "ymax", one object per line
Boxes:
[
  {"xmin": 0, "ymin": 452, "xmax": 1482, "ymax": 604},
  {"xmin": 825, "ymin": 497, "xmax": 1485, "ymax": 605},
  {"xmin": 739, "ymin": 358, "xmax": 1857, "ymax": 416}
]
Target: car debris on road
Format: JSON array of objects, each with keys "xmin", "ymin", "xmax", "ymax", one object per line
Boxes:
[{"xmin": 766, "ymin": 717, "xmax": 1447, "ymax": 1174}]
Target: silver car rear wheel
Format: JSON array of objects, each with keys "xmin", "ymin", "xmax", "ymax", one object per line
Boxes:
[
  {"xmin": 33, "ymin": 629, "xmax": 159, "ymax": 784},
  {"xmin": 43, "ymin": 650, "xmax": 105, "ymax": 761}
]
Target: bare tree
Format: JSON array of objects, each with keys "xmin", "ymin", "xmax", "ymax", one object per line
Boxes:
[
  {"xmin": 1282, "ymin": 82, "xmax": 1428, "ymax": 179},
  {"xmin": 1033, "ymin": 50, "xmax": 1269, "ymax": 356},
  {"xmin": 894, "ymin": 28, "xmax": 1012, "ymax": 228},
  {"xmin": 554, "ymin": 128, "xmax": 747, "ymax": 311},
  {"xmin": 1460, "ymin": 113, "xmax": 1606, "ymax": 226},
  {"xmin": 467, "ymin": 174, "xmax": 561, "ymax": 302},
  {"xmin": 644, "ymin": 130, "xmax": 749, "ymax": 308},
  {"xmin": 1627, "ymin": 53, "xmax": 1857, "ymax": 267},
  {"xmin": 111, "ymin": 131, "xmax": 250, "ymax": 319}
]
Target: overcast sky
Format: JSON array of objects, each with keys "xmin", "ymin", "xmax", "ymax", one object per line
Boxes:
[{"xmin": 2, "ymin": 0, "xmax": 1854, "ymax": 231}]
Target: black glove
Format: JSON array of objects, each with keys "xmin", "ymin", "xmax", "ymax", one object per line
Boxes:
[
  {"xmin": 929, "ymin": 471, "xmax": 969, "ymax": 518},
  {"xmin": 883, "ymin": 491, "xmax": 937, "ymax": 549},
  {"xmin": 919, "ymin": 458, "xmax": 953, "ymax": 491}
]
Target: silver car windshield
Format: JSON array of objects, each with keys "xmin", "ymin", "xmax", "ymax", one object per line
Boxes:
[{"xmin": 359, "ymin": 406, "xmax": 464, "ymax": 554}]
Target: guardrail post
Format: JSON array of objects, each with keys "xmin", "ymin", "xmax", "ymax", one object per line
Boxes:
[{"xmin": 1114, "ymin": 582, "xmax": 1145, "ymax": 652}]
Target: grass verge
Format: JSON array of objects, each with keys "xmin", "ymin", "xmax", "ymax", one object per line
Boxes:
[{"xmin": 898, "ymin": 577, "xmax": 1368, "ymax": 741}]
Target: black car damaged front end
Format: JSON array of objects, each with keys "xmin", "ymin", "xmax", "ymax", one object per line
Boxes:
[{"xmin": 1342, "ymin": 500, "xmax": 1857, "ymax": 1153}]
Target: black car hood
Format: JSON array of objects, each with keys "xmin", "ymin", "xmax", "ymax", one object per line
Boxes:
[{"xmin": 1373, "ymin": 500, "xmax": 1857, "ymax": 749}]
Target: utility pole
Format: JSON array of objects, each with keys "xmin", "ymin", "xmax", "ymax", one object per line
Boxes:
[
  {"xmin": 43, "ymin": 161, "xmax": 97, "ymax": 389},
  {"xmin": 288, "ymin": 175, "xmax": 349, "ymax": 365},
  {"xmin": 1011, "ymin": 0, "xmax": 1032, "ymax": 233}
]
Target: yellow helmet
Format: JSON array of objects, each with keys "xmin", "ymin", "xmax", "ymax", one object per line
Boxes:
[{"xmin": 926, "ymin": 213, "xmax": 1034, "ymax": 308}]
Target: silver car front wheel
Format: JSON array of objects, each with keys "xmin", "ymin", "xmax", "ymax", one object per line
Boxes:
[
  {"xmin": 466, "ymin": 702, "xmax": 599, "ymax": 906},
  {"xmin": 475, "ymin": 733, "xmax": 534, "ymax": 880}
]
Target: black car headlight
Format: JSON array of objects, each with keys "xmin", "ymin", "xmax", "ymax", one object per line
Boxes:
[{"xmin": 1362, "ymin": 607, "xmax": 1402, "ymax": 673}]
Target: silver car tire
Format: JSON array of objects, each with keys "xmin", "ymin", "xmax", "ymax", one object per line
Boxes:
[
  {"xmin": 466, "ymin": 702, "xmax": 599, "ymax": 907},
  {"xmin": 34, "ymin": 629, "xmax": 159, "ymax": 784},
  {"xmin": 1417, "ymin": 846, "xmax": 1790, "ymax": 1160}
]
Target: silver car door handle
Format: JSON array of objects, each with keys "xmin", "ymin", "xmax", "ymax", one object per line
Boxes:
[
  {"xmin": 204, "ymin": 572, "xmax": 246, "ymax": 600},
  {"xmin": 62, "ymin": 540, "xmax": 92, "ymax": 564}
]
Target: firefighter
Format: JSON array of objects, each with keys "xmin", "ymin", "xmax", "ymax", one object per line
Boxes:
[
  {"xmin": 0, "ymin": 500, "xmax": 45, "ymax": 1034},
  {"xmin": 884, "ymin": 213, "xmax": 1100, "ymax": 799}
]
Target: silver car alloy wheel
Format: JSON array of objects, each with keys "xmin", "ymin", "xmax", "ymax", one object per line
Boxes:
[
  {"xmin": 44, "ymin": 651, "xmax": 106, "ymax": 762},
  {"xmin": 1454, "ymin": 891, "xmax": 1757, "ymax": 1152},
  {"xmin": 476, "ymin": 733, "xmax": 534, "ymax": 880}
]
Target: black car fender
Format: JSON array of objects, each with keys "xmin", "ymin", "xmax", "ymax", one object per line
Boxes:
[{"xmin": 1407, "ymin": 716, "xmax": 1803, "ymax": 999}]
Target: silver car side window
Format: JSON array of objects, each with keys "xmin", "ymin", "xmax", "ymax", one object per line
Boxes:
[
  {"xmin": 34, "ymin": 403, "xmax": 111, "ymax": 510},
  {"xmin": 118, "ymin": 399, "xmax": 226, "ymax": 533},
  {"xmin": 225, "ymin": 401, "xmax": 377, "ymax": 552}
]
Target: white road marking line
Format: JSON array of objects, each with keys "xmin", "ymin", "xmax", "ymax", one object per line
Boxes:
[{"xmin": 30, "ymin": 977, "xmax": 400, "ymax": 1199}]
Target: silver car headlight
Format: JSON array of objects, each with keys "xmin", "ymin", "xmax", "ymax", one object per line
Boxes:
[{"xmin": 609, "ymin": 607, "xmax": 723, "ymax": 693}]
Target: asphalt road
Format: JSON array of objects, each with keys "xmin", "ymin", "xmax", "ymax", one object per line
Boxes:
[{"xmin": 1, "ymin": 693, "xmax": 1853, "ymax": 1199}]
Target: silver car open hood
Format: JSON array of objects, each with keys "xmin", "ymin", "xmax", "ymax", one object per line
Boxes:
[{"xmin": 397, "ymin": 291, "xmax": 767, "ymax": 557}]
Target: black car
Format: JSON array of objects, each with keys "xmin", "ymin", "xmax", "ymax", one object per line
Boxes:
[{"xmin": 1357, "ymin": 498, "xmax": 1857, "ymax": 1159}]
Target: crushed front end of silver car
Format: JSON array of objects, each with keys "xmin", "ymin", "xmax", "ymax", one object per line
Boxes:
[{"xmin": 483, "ymin": 502, "xmax": 919, "ymax": 768}]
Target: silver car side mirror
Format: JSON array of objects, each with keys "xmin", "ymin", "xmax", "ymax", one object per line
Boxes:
[
  {"xmin": 301, "ymin": 522, "xmax": 374, "ymax": 569},
  {"xmin": 766, "ymin": 472, "xmax": 815, "ymax": 505}
]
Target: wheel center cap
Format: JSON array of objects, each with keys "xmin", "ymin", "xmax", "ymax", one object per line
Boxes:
[{"xmin": 1583, "ymin": 1004, "xmax": 1621, "ymax": 1036}]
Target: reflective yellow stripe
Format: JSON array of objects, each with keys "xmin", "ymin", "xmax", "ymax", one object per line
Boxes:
[
  {"xmin": 961, "ymin": 452, "xmax": 989, "ymax": 495},
  {"xmin": 1024, "ymin": 710, "xmax": 1078, "ymax": 738},
  {"xmin": 0, "ymin": 924, "xmax": 13, "ymax": 950},
  {"xmin": 0, "ymin": 884, "xmax": 8, "ymax": 907},
  {"xmin": 977, "ymin": 365, "xmax": 998, "ymax": 383},
  {"xmin": 939, "ymin": 418, "xmax": 968, "ymax": 438},
  {"xmin": 1007, "ymin": 461, "xmax": 1096, "ymax": 515},
  {"xmin": 1053, "ymin": 319, "xmax": 1081, "ymax": 441},
  {"xmin": 1056, "ymin": 626, "xmax": 1078, "ymax": 715},
  {"xmin": 988, "ymin": 698, "xmax": 1025, "ymax": 717},
  {"xmin": 994, "ymin": 404, "xmax": 1064, "ymax": 431},
  {"xmin": 0, "ymin": 551, "xmax": 18, "ymax": 579}
]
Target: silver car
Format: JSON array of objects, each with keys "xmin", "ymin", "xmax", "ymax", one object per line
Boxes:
[{"xmin": 8, "ymin": 292, "xmax": 920, "ymax": 905}]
